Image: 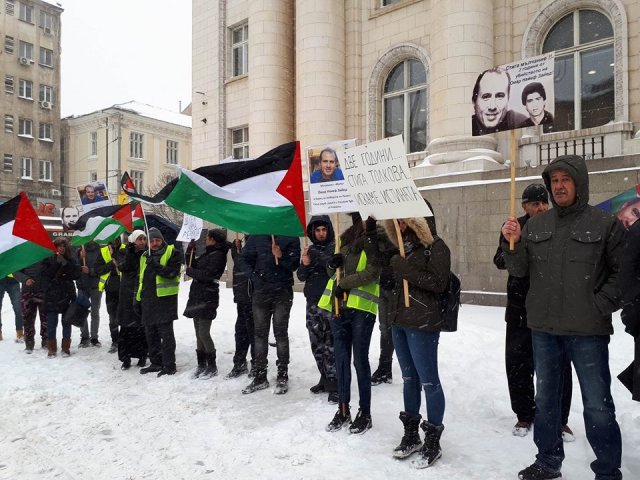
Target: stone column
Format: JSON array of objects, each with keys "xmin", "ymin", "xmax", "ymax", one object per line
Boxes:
[
  {"xmin": 425, "ymin": 0, "xmax": 503, "ymax": 170},
  {"xmin": 295, "ymin": 0, "xmax": 346, "ymax": 147},
  {"xmin": 248, "ymin": 0, "xmax": 295, "ymax": 156}
]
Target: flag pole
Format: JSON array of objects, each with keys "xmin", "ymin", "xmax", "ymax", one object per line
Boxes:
[
  {"xmin": 509, "ymin": 129, "xmax": 517, "ymax": 251},
  {"xmin": 333, "ymin": 213, "xmax": 341, "ymax": 315},
  {"xmin": 392, "ymin": 219, "xmax": 410, "ymax": 307},
  {"xmin": 271, "ymin": 234, "xmax": 279, "ymax": 265}
]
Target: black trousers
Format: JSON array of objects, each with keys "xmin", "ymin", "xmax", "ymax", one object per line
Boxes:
[
  {"xmin": 145, "ymin": 321, "xmax": 176, "ymax": 369},
  {"xmin": 232, "ymin": 302, "xmax": 255, "ymax": 366},
  {"xmin": 252, "ymin": 288, "xmax": 292, "ymax": 372}
]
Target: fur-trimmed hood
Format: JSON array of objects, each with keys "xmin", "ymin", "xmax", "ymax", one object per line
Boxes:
[{"xmin": 382, "ymin": 217, "xmax": 434, "ymax": 248}]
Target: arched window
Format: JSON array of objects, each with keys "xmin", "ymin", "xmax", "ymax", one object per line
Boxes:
[
  {"xmin": 542, "ymin": 9, "xmax": 614, "ymax": 132},
  {"xmin": 382, "ymin": 59, "xmax": 427, "ymax": 153}
]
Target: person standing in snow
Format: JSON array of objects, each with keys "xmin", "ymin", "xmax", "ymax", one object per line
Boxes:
[
  {"xmin": 14, "ymin": 260, "xmax": 48, "ymax": 352},
  {"xmin": 183, "ymin": 229, "xmax": 230, "ymax": 379},
  {"xmin": 136, "ymin": 227, "xmax": 182, "ymax": 377},
  {"xmin": 77, "ymin": 240, "xmax": 106, "ymax": 347},
  {"xmin": 96, "ymin": 238, "xmax": 125, "ymax": 353},
  {"xmin": 297, "ymin": 215, "xmax": 338, "ymax": 403},
  {"xmin": 319, "ymin": 212, "xmax": 380, "ymax": 435},
  {"xmin": 493, "ymin": 184, "xmax": 574, "ymax": 441},
  {"xmin": 502, "ymin": 155, "xmax": 624, "ymax": 480}
]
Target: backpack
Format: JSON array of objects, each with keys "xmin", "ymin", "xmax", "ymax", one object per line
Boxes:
[{"xmin": 439, "ymin": 272, "xmax": 461, "ymax": 332}]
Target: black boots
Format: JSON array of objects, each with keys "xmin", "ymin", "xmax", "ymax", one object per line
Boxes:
[
  {"xmin": 412, "ymin": 421, "xmax": 444, "ymax": 469},
  {"xmin": 201, "ymin": 352, "xmax": 218, "ymax": 379},
  {"xmin": 371, "ymin": 363, "xmax": 393, "ymax": 385},
  {"xmin": 310, "ymin": 375, "xmax": 326, "ymax": 394},
  {"xmin": 393, "ymin": 412, "xmax": 423, "ymax": 459},
  {"xmin": 242, "ymin": 368, "xmax": 269, "ymax": 394},
  {"xmin": 193, "ymin": 350, "xmax": 207, "ymax": 378},
  {"xmin": 226, "ymin": 361, "xmax": 248, "ymax": 378},
  {"xmin": 274, "ymin": 366, "xmax": 288, "ymax": 395}
]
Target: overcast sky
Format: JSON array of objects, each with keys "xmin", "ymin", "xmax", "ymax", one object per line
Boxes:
[{"xmin": 59, "ymin": 0, "xmax": 192, "ymax": 118}]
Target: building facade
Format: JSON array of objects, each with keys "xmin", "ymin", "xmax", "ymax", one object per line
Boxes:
[
  {"xmin": 62, "ymin": 101, "xmax": 192, "ymax": 207},
  {"xmin": 193, "ymin": 0, "xmax": 640, "ymax": 302},
  {"xmin": 0, "ymin": 0, "xmax": 63, "ymax": 209}
]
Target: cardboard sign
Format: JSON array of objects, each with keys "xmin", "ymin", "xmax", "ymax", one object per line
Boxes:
[
  {"xmin": 177, "ymin": 213, "xmax": 203, "ymax": 242},
  {"xmin": 339, "ymin": 135, "xmax": 430, "ymax": 220}
]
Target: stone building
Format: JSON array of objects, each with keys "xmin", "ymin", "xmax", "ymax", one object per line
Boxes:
[
  {"xmin": 0, "ymin": 0, "xmax": 63, "ymax": 208},
  {"xmin": 192, "ymin": 0, "xmax": 640, "ymax": 303}
]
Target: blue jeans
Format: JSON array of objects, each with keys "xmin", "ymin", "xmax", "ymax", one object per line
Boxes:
[
  {"xmin": 532, "ymin": 332, "xmax": 622, "ymax": 480},
  {"xmin": 329, "ymin": 309, "xmax": 375, "ymax": 413},
  {"xmin": 392, "ymin": 325, "xmax": 445, "ymax": 425},
  {"xmin": 0, "ymin": 280, "xmax": 23, "ymax": 331},
  {"xmin": 47, "ymin": 312, "xmax": 71, "ymax": 340}
]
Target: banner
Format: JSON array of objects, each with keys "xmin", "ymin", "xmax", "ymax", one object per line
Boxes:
[
  {"xmin": 596, "ymin": 184, "xmax": 640, "ymax": 229},
  {"xmin": 177, "ymin": 213, "xmax": 204, "ymax": 242},
  {"xmin": 76, "ymin": 180, "xmax": 112, "ymax": 213},
  {"xmin": 339, "ymin": 135, "xmax": 430, "ymax": 220}
]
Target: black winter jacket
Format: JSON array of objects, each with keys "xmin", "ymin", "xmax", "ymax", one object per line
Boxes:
[
  {"xmin": 41, "ymin": 254, "xmax": 81, "ymax": 313},
  {"xmin": 231, "ymin": 238, "xmax": 251, "ymax": 304},
  {"xmin": 117, "ymin": 244, "xmax": 144, "ymax": 328},
  {"xmin": 237, "ymin": 235, "xmax": 300, "ymax": 293},
  {"xmin": 139, "ymin": 243, "xmax": 182, "ymax": 326},
  {"xmin": 14, "ymin": 260, "xmax": 46, "ymax": 295},
  {"xmin": 184, "ymin": 242, "xmax": 230, "ymax": 320},
  {"xmin": 297, "ymin": 215, "xmax": 335, "ymax": 304}
]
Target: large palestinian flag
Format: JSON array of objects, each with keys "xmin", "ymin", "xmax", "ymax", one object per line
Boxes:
[
  {"xmin": 71, "ymin": 204, "xmax": 133, "ymax": 246},
  {"xmin": 0, "ymin": 192, "xmax": 56, "ymax": 278},
  {"xmin": 122, "ymin": 142, "xmax": 306, "ymax": 236}
]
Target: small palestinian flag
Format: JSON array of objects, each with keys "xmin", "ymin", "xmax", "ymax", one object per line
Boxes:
[
  {"xmin": 131, "ymin": 202, "xmax": 145, "ymax": 229},
  {"xmin": 121, "ymin": 171, "xmax": 137, "ymax": 196},
  {"xmin": 122, "ymin": 142, "xmax": 306, "ymax": 237},
  {"xmin": 0, "ymin": 192, "xmax": 56, "ymax": 279},
  {"xmin": 71, "ymin": 204, "xmax": 133, "ymax": 246}
]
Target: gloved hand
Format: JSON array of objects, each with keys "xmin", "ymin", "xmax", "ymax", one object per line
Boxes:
[
  {"xmin": 335, "ymin": 285, "xmax": 350, "ymax": 298},
  {"xmin": 390, "ymin": 254, "xmax": 410, "ymax": 277},
  {"xmin": 146, "ymin": 256, "xmax": 161, "ymax": 271},
  {"xmin": 328, "ymin": 253, "xmax": 344, "ymax": 269},
  {"xmin": 365, "ymin": 216, "xmax": 377, "ymax": 235},
  {"xmin": 186, "ymin": 239, "xmax": 196, "ymax": 257},
  {"xmin": 133, "ymin": 301, "xmax": 142, "ymax": 317},
  {"xmin": 185, "ymin": 267, "xmax": 195, "ymax": 277}
]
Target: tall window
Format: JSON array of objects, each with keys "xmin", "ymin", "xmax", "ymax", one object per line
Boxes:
[
  {"xmin": 166, "ymin": 140, "xmax": 178, "ymax": 164},
  {"xmin": 232, "ymin": 23, "xmax": 248, "ymax": 77},
  {"xmin": 131, "ymin": 170, "xmax": 144, "ymax": 193},
  {"xmin": 21, "ymin": 157, "xmax": 32, "ymax": 178},
  {"xmin": 130, "ymin": 132, "xmax": 144, "ymax": 159},
  {"xmin": 39, "ymin": 160, "xmax": 52, "ymax": 181},
  {"xmin": 40, "ymin": 11, "xmax": 53, "ymax": 31},
  {"xmin": 232, "ymin": 127, "xmax": 249, "ymax": 159},
  {"xmin": 90, "ymin": 131, "xmax": 98, "ymax": 156},
  {"xmin": 18, "ymin": 79, "xmax": 33, "ymax": 99},
  {"xmin": 39, "ymin": 84, "xmax": 53, "ymax": 103},
  {"xmin": 39, "ymin": 123, "xmax": 52, "ymax": 141},
  {"xmin": 18, "ymin": 3, "xmax": 33, "ymax": 23},
  {"xmin": 383, "ymin": 59, "xmax": 427, "ymax": 153},
  {"xmin": 18, "ymin": 118, "xmax": 33, "ymax": 137},
  {"xmin": 542, "ymin": 9, "xmax": 614, "ymax": 132},
  {"xmin": 39, "ymin": 47, "xmax": 53, "ymax": 67},
  {"xmin": 19, "ymin": 41, "xmax": 33, "ymax": 60}
]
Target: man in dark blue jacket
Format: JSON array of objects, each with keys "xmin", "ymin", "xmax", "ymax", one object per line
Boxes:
[
  {"xmin": 237, "ymin": 234, "xmax": 300, "ymax": 394},
  {"xmin": 297, "ymin": 216, "xmax": 337, "ymax": 403}
]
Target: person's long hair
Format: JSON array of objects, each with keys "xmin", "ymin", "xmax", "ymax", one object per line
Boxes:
[{"xmin": 53, "ymin": 237, "xmax": 72, "ymax": 260}]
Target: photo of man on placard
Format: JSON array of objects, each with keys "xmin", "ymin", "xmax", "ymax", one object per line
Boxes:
[
  {"xmin": 309, "ymin": 147, "xmax": 344, "ymax": 184},
  {"xmin": 518, "ymin": 82, "xmax": 554, "ymax": 128}
]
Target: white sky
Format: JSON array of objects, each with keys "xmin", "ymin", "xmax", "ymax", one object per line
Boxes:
[{"xmin": 58, "ymin": 0, "xmax": 192, "ymax": 118}]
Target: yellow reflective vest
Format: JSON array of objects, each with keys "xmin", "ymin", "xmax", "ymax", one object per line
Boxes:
[
  {"xmin": 136, "ymin": 245, "xmax": 180, "ymax": 300},
  {"xmin": 318, "ymin": 250, "xmax": 379, "ymax": 315},
  {"xmin": 98, "ymin": 245, "xmax": 124, "ymax": 292}
]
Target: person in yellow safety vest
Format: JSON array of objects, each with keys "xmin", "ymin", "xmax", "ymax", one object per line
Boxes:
[
  {"xmin": 96, "ymin": 238, "xmax": 126, "ymax": 353},
  {"xmin": 320, "ymin": 212, "xmax": 381, "ymax": 435},
  {"xmin": 135, "ymin": 227, "xmax": 182, "ymax": 377}
]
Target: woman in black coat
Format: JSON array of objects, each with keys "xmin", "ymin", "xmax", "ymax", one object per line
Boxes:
[
  {"xmin": 620, "ymin": 219, "xmax": 640, "ymax": 401},
  {"xmin": 41, "ymin": 237, "xmax": 81, "ymax": 357},
  {"xmin": 184, "ymin": 228, "xmax": 230, "ymax": 378},
  {"xmin": 116, "ymin": 230, "xmax": 148, "ymax": 370}
]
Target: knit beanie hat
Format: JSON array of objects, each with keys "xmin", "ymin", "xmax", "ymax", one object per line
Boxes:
[
  {"xmin": 521, "ymin": 184, "xmax": 549, "ymax": 204},
  {"xmin": 128, "ymin": 229, "xmax": 146, "ymax": 243},
  {"xmin": 147, "ymin": 227, "xmax": 164, "ymax": 242}
]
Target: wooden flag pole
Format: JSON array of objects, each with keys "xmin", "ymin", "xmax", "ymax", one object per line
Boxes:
[
  {"xmin": 509, "ymin": 129, "xmax": 517, "ymax": 251},
  {"xmin": 271, "ymin": 234, "xmax": 279, "ymax": 265},
  {"xmin": 334, "ymin": 213, "xmax": 341, "ymax": 316},
  {"xmin": 392, "ymin": 219, "xmax": 410, "ymax": 307}
]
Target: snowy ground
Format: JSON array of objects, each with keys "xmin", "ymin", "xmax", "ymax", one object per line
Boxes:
[{"xmin": 1, "ymin": 282, "xmax": 638, "ymax": 480}]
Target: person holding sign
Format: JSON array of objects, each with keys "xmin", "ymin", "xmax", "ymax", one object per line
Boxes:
[
  {"xmin": 320, "ymin": 212, "xmax": 381, "ymax": 435},
  {"xmin": 309, "ymin": 147, "xmax": 344, "ymax": 183},
  {"xmin": 381, "ymin": 216, "xmax": 450, "ymax": 467},
  {"xmin": 518, "ymin": 82, "xmax": 554, "ymax": 128}
]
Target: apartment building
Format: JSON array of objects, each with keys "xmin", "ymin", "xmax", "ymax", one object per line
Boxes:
[{"xmin": 0, "ymin": 0, "xmax": 63, "ymax": 207}]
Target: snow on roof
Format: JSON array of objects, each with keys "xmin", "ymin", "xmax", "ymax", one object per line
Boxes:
[{"xmin": 110, "ymin": 101, "xmax": 192, "ymax": 128}]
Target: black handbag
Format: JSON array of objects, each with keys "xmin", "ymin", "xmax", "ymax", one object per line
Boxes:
[{"xmin": 62, "ymin": 290, "xmax": 91, "ymax": 328}]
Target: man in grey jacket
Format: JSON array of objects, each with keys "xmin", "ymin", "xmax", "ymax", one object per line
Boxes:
[{"xmin": 501, "ymin": 155, "xmax": 624, "ymax": 480}]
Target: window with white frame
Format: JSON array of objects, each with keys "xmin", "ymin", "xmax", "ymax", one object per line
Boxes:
[
  {"xmin": 18, "ymin": 79, "xmax": 33, "ymax": 99},
  {"xmin": 39, "ymin": 47, "xmax": 53, "ymax": 67},
  {"xmin": 131, "ymin": 170, "xmax": 144, "ymax": 193},
  {"xmin": 4, "ymin": 115, "xmax": 13, "ymax": 133},
  {"xmin": 4, "ymin": 35, "xmax": 14, "ymax": 54},
  {"xmin": 3, "ymin": 154, "xmax": 13, "ymax": 173},
  {"xmin": 19, "ymin": 41, "xmax": 33, "ymax": 60},
  {"xmin": 129, "ymin": 132, "xmax": 144, "ymax": 158},
  {"xmin": 231, "ymin": 23, "xmax": 248, "ymax": 77},
  {"xmin": 542, "ymin": 9, "xmax": 614, "ymax": 132},
  {"xmin": 231, "ymin": 127, "xmax": 249, "ymax": 159},
  {"xmin": 18, "ymin": 118, "xmax": 33, "ymax": 137},
  {"xmin": 4, "ymin": 75, "xmax": 14, "ymax": 94},
  {"xmin": 90, "ymin": 131, "xmax": 98, "ymax": 156},
  {"xmin": 39, "ymin": 10, "xmax": 53, "ymax": 31},
  {"xmin": 39, "ymin": 84, "xmax": 53, "ymax": 103},
  {"xmin": 18, "ymin": 3, "xmax": 33, "ymax": 23},
  {"xmin": 39, "ymin": 160, "xmax": 52, "ymax": 181},
  {"xmin": 382, "ymin": 59, "xmax": 427, "ymax": 153},
  {"xmin": 39, "ymin": 123, "xmax": 52, "ymax": 141},
  {"xmin": 166, "ymin": 140, "xmax": 178, "ymax": 164},
  {"xmin": 21, "ymin": 157, "xmax": 32, "ymax": 178}
]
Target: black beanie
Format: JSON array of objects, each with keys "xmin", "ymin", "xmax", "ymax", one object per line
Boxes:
[
  {"xmin": 521, "ymin": 184, "xmax": 549, "ymax": 204},
  {"xmin": 148, "ymin": 227, "xmax": 164, "ymax": 242}
]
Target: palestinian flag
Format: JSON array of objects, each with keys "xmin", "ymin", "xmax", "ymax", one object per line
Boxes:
[
  {"xmin": 131, "ymin": 202, "xmax": 145, "ymax": 229},
  {"xmin": 71, "ymin": 204, "xmax": 133, "ymax": 246},
  {"xmin": 122, "ymin": 142, "xmax": 306, "ymax": 236},
  {"xmin": 0, "ymin": 192, "xmax": 56, "ymax": 279}
]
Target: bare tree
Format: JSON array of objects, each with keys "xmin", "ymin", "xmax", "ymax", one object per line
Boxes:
[{"xmin": 142, "ymin": 171, "xmax": 183, "ymax": 226}]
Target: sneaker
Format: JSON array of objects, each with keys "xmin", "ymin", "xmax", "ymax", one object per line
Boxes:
[
  {"xmin": 226, "ymin": 362, "xmax": 249, "ymax": 379},
  {"xmin": 561, "ymin": 425, "xmax": 575, "ymax": 443},
  {"xmin": 157, "ymin": 366, "xmax": 177, "ymax": 377},
  {"xmin": 140, "ymin": 364, "xmax": 162, "ymax": 375},
  {"xmin": 513, "ymin": 420, "xmax": 532, "ymax": 437},
  {"xmin": 349, "ymin": 410, "xmax": 372, "ymax": 435},
  {"xmin": 90, "ymin": 338, "xmax": 101, "ymax": 347},
  {"xmin": 371, "ymin": 368, "xmax": 392, "ymax": 385},
  {"xmin": 242, "ymin": 377, "xmax": 269, "ymax": 394},
  {"xmin": 108, "ymin": 343, "xmax": 118, "ymax": 353},
  {"xmin": 518, "ymin": 463, "xmax": 562, "ymax": 480},
  {"xmin": 327, "ymin": 391, "xmax": 339, "ymax": 404},
  {"xmin": 78, "ymin": 338, "xmax": 91, "ymax": 348},
  {"xmin": 326, "ymin": 407, "xmax": 351, "ymax": 432}
]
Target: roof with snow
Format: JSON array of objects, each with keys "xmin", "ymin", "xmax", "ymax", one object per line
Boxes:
[{"xmin": 66, "ymin": 101, "xmax": 192, "ymax": 129}]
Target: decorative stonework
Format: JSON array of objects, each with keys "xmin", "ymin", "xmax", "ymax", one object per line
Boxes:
[
  {"xmin": 367, "ymin": 43, "xmax": 431, "ymax": 144},
  {"xmin": 522, "ymin": 0, "xmax": 629, "ymax": 122}
]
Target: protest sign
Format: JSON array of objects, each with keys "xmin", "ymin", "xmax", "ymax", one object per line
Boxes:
[
  {"xmin": 596, "ymin": 184, "xmax": 640, "ymax": 229},
  {"xmin": 177, "ymin": 213, "xmax": 204, "ymax": 242}
]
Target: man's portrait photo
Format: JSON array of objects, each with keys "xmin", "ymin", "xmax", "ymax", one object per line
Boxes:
[
  {"xmin": 61, "ymin": 206, "xmax": 81, "ymax": 231},
  {"xmin": 518, "ymin": 82, "xmax": 554, "ymax": 128},
  {"xmin": 309, "ymin": 147, "xmax": 344, "ymax": 184},
  {"xmin": 77, "ymin": 181, "xmax": 111, "ymax": 213}
]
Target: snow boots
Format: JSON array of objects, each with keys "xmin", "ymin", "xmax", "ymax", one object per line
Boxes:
[
  {"xmin": 226, "ymin": 361, "xmax": 248, "ymax": 378},
  {"xmin": 200, "ymin": 352, "xmax": 218, "ymax": 379},
  {"xmin": 274, "ymin": 366, "xmax": 288, "ymax": 395},
  {"xmin": 411, "ymin": 421, "xmax": 444, "ymax": 469},
  {"xmin": 242, "ymin": 368, "xmax": 269, "ymax": 394},
  {"xmin": 193, "ymin": 350, "xmax": 207, "ymax": 378},
  {"xmin": 47, "ymin": 339, "xmax": 57, "ymax": 358},
  {"xmin": 310, "ymin": 375, "xmax": 326, "ymax": 394},
  {"xmin": 16, "ymin": 329, "xmax": 24, "ymax": 343},
  {"xmin": 61, "ymin": 338, "xmax": 71, "ymax": 357},
  {"xmin": 393, "ymin": 412, "xmax": 423, "ymax": 459},
  {"xmin": 371, "ymin": 363, "xmax": 393, "ymax": 385}
]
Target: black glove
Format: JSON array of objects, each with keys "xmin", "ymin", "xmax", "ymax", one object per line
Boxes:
[
  {"xmin": 185, "ymin": 267, "xmax": 195, "ymax": 277},
  {"xmin": 186, "ymin": 240, "xmax": 196, "ymax": 257},
  {"xmin": 335, "ymin": 285, "xmax": 350, "ymax": 298},
  {"xmin": 133, "ymin": 301, "xmax": 142, "ymax": 317},
  {"xmin": 328, "ymin": 253, "xmax": 344, "ymax": 269},
  {"xmin": 365, "ymin": 216, "xmax": 377, "ymax": 234},
  {"xmin": 146, "ymin": 256, "xmax": 161, "ymax": 272},
  {"xmin": 390, "ymin": 254, "xmax": 410, "ymax": 277}
]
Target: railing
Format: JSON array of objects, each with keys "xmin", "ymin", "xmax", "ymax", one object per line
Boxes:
[{"xmin": 538, "ymin": 135, "xmax": 604, "ymax": 164}]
